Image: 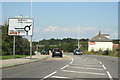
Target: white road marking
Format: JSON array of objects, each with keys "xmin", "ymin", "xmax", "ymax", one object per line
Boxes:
[
  {"xmin": 43, "ymin": 71, "xmax": 57, "ymax": 79},
  {"xmin": 70, "ymin": 57, "xmax": 74, "ymax": 64},
  {"xmin": 62, "ymin": 70, "xmax": 106, "ymax": 75},
  {"xmin": 51, "ymin": 76, "xmax": 70, "ymax": 79},
  {"xmin": 99, "ymin": 60, "xmax": 113, "ymax": 80},
  {"xmin": 98, "ymin": 61, "xmax": 102, "ymax": 64},
  {"xmin": 102, "ymin": 64, "xmax": 106, "ymax": 70},
  {"xmin": 71, "ymin": 64, "xmax": 102, "ymax": 67},
  {"xmin": 106, "ymin": 71, "xmax": 113, "ymax": 80},
  {"xmin": 68, "ymin": 66, "xmax": 104, "ymax": 70},
  {"xmin": 61, "ymin": 65, "xmax": 69, "ymax": 70},
  {"xmin": 61, "ymin": 56, "xmax": 73, "ymax": 70}
]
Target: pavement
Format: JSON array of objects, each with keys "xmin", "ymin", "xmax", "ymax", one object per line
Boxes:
[{"xmin": 1, "ymin": 53, "xmax": 49, "ymax": 68}]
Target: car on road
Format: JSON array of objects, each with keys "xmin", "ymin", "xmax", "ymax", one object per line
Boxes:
[
  {"xmin": 73, "ymin": 49, "xmax": 82, "ymax": 55},
  {"xmin": 52, "ymin": 48, "xmax": 63, "ymax": 57},
  {"xmin": 41, "ymin": 49, "xmax": 49, "ymax": 55}
]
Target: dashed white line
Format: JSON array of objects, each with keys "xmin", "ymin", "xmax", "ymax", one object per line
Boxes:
[
  {"xmin": 61, "ymin": 65, "xmax": 69, "ymax": 70},
  {"xmin": 99, "ymin": 60, "xmax": 113, "ymax": 80},
  {"xmin": 106, "ymin": 71, "xmax": 113, "ymax": 80},
  {"xmin": 102, "ymin": 64, "xmax": 106, "ymax": 70},
  {"xmin": 99, "ymin": 61, "xmax": 102, "ymax": 65},
  {"xmin": 43, "ymin": 71, "xmax": 57, "ymax": 79},
  {"xmin": 61, "ymin": 56, "xmax": 73, "ymax": 70},
  {"xmin": 68, "ymin": 66, "xmax": 104, "ymax": 70},
  {"xmin": 62, "ymin": 70, "xmax": 106, "ymax": 75},
  {"xmin": 70, "ymin": 57, "xmax": 74, "ymax": 64},
  {"xmin": 51, "ymin": 76, "xmax": 70, "ymax": 79}
]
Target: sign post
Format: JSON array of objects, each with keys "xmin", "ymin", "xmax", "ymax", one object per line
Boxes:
[
  {"xmin": 30, "ymin": 36, "xmax": 32, "ymax": 59},
  {"xmin": 8, "ymin": 18, "xmax": 33, "ymax": 59},
  {"xmin": 13, "ymin": 36, "xmax": 15, "ymax": 58}
]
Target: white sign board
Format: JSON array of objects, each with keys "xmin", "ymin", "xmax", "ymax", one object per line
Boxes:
[{"xmin": 8, "ymin": 18, "xmax": 33, "ymax": 36}]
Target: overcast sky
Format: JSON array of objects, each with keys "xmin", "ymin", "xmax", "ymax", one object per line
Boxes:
[{"xmin": 2, "ymin": 2, "xmax": 118, "ymax": 41}]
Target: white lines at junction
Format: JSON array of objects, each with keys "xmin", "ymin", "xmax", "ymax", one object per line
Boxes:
[
  {"xmin": 99, "ymin": 60, "xmax": 113, "ymax": 80},
  {"xmin": 106, "ymin": 71, "xmax": 113, "ymax": 80},
  {"xmin": 61, "ymin": 65, "xmax": 69, "ymax": 70},
  {"xmin": 62, "ymin": 70, "xmax": 106, "ymax": 75},
  {"xmin": 71, "ymin": 64, "xmax": 102, "ymax": 67},
  {"xmin": 68, "ymin": 66, "xmax": 104, "ymax": 70},
  {"xmin": 51, "ymin": 76, "xmax": 70, "ymax": 79},
  {"xmin": 42, "ymin": 71, "xmax": 57, "ymax": 79}
]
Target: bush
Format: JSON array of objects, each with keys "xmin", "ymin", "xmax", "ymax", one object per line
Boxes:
[{"xmin": 103, "ymin": 50, "xmax": 110, "ymax": 55}]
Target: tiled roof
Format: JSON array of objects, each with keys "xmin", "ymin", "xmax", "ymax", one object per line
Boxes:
[{"xmin": 89, "ymin": 31, "xmax": 112, "ymax": 42}]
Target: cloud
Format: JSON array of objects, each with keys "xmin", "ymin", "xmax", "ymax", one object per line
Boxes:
[{"xmin": 43, "ymin": 26, "xmax": 97, "ymax": 33}]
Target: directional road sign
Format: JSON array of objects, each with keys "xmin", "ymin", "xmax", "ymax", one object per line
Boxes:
[{"xmin": 8, "ymin": 18, "xmax": 33, "ymax": 36}]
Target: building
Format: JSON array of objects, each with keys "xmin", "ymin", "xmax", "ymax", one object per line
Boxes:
[{"xmin": 88, "ymin": 31, "xmax": 113, "ymax": 52}]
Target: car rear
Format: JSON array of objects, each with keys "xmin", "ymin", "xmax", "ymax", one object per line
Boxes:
[
  {"xmin": 52, "ymin": 48, "xmax": 63, "ymax": 57},
  {"xmin": 41, "ymin": 49, "xmax": 49, "ymax": 55},
  {"xmin": 73, "ymin": 49, "xmax": 82, "ymax": 55}
]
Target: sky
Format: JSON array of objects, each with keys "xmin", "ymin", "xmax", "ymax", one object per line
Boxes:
[{"xmin": 2, "ymin": 2, "xmax": 118, "ymax": 41}]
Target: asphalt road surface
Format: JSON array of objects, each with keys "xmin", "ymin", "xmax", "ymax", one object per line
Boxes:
[{"xmin": 2, "ymin": 53, "xmax": 119, "ymax": 80}]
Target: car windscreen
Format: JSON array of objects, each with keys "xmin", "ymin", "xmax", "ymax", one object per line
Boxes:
[
  {"xmin": 42, "ymin": 49, "xmax": 48, "ymax": 51},
  {"xmin": 75, "ymin": 50, "xmax": 80, "ymax": 52},
  {"xmin": 54, "ymin": 49, "xmax": 61, "ymax": 52}
]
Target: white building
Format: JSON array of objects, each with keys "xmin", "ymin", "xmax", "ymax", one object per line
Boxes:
[{"xmin": 88, "ymin": 31, "xmax": 113, "ymax": 52}]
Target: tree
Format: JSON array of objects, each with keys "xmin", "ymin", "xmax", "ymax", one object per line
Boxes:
[{"xmin": 2, "ymin": 24, "xmax": 31, "ymax": 55}]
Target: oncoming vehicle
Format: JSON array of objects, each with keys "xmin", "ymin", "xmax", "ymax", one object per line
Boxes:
[
  {"xmin": 73, "ymin": 49, "xmax": 82, "ymax": 55},
  {"xmin": 41, "ymin": 49, "xmax": 49, "ymax": 55},
  {"xmin": 52, "ymin": 48, "xmax": 63, "ymax": 57}
]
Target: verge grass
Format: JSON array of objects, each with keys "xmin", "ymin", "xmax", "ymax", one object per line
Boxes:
[{"xmin": 1, "ymin": 55, "xmax": 29, "ymax": 60}]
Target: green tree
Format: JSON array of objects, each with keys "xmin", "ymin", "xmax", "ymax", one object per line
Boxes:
[{"xmin": 2, "ymin": 24, "xmax": 31, "ymax": 56}]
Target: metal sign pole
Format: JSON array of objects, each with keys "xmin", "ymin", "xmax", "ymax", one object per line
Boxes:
[
  {"xmin": 13, "ymin": 36, "xmax": 15, "ymax": 58},
  {"xmin": 30, "ymin": 36, "xmax": 32, "ymax": 59},
  {"xmin": 30, "ymin": 0, "xmax": 33, "ymax": 59}
]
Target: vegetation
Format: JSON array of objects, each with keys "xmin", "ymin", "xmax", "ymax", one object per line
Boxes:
[
  {"xmin": 1, "ymin": 23, "xmax": 119, "ymax": 59},
  {"xmin": 84, "ymin": 49, "xmax": 119, "ymax": 57},
  {"xmin": 1, "ymin": 55, "xmax": 29, "ymax": 60},
  {"xmin": 2, "ymin": 24, "xmax": 35, "ymax": 59},
  {"xmin": 33, "ymin": 38, "xmax": 89, "ymax": 52}
]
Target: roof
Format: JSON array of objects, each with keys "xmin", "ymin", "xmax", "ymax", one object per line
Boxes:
[{"xmin": 89, "ymin": 31, "xmax": 112, "ymax": 42}]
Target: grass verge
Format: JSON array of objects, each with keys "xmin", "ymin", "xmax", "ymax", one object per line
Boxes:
[
  {"xmin": 0, "ymin": 55, "xmax": 29, "ymax": 60},
  {"xmin": 83, "ymin": 50, "xmax": 120, "ymax": 58}
]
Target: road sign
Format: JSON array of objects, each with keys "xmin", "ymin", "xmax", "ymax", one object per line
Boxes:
[
  {"xmin": 8, "ymin": 18, "xmax": 33, "ymax": 36},
  {"xmin": 88, "ymin": 42, "xmax": 96, "ymax": 45}
]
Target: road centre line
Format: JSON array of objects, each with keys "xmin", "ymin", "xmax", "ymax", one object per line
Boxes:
[
  {"xmin": 42, "ymin": 71, "xmax": 57, "ymax": 79},
  {"xmin": 62, "ymin": 70, "xmax": 106, "ymax": 75},
  {"xmin": 106, "ymin": 71, "xmax": 113, "ymax": 80},
  {"xmin": 98, "ymin": 60, "xmax": 113, "ymax": 80},
  {"xmin": 68, "ymin": 66, "xmax": 104, "ymax": 70},
  {"xmin": 70, "ymin": 57, "xmax": 74, "ymax": 64},
  {"xmin": 99, "ymin": 61, "xmax": 106, "ymax": 69},
  {"xmin": 61, "ymin": 65, "xmax": 69, "ymax": 70},
  {"xmin": 102, "ymin": 64, "xmax": 107, "ymax": 70},
  {"xmin": 51, "ymin": 76, "xmax": 70, "ymax": 79},
  {"xmin": 61, "ymin": 56, "xmax": 73, "ymax": 70},
  {"xmin": 99, "ymin": 61, "xmax": 102, "ymax": 65}
]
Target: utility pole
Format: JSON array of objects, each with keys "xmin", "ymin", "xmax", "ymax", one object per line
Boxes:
[
  {"xmin": 13, "ymin": 36, "xmax": 15, "ymax": 58},
  {"xmin": 77, "ymin": 25, "xmax": 80, "ymax": 49},
  {"xmin": 30, "ymin": 0, "xmax": 33, "ymax": 59}
]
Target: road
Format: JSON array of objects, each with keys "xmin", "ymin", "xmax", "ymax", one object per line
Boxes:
[{"xmin": 2, "ymin": 54, "xmax": 119, "ymax": 80}]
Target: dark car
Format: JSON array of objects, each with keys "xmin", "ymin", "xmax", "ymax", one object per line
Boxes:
[
  {"xmin": 41, "ymin": 49, "xmax": 49, "ymax": 55},
  {"xmin": 73, "ymin": 49, "xmax": 82, "ymax": 55},
  {"xmin": 52, "ymin": 48, "xmax": 63, "ymax": 57}
]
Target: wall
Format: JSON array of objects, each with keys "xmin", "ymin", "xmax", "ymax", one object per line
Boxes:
[{"xmin": 88, "ymin": 41, "xmax": 113, "ymax": 52}]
